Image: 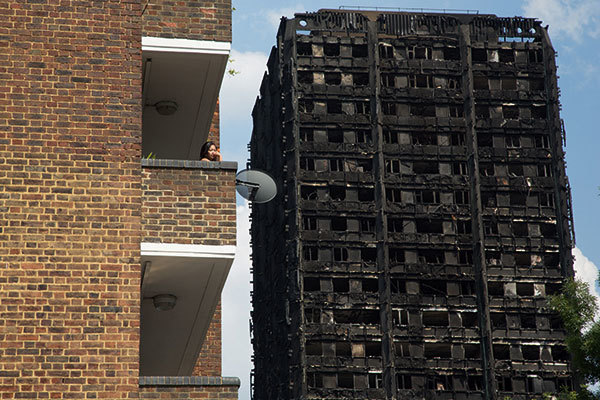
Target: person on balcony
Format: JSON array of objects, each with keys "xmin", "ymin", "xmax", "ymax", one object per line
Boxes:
[{"xmin": 200, "ymin": 141, "xmax": 222, "ymax": 162}]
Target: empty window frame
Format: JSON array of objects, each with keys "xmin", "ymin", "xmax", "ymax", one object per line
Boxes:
[
  {"xmin": 521, "ymin": 314, "xmax": 536, "ymax": 329},
  {"xmin": 301, "ymin": 186, "xmax": 318, "ymax": 200},
  {"xmin": 408, "ymin": 46, "xmax": 432, "ymax": 59},
  {"xmin": 379, "ymin": 43, "xmax": 394, "ymax": 58},
  {"xmin": 300, "ymin": 157, "xmax": 315, "ymax": 171},
  {"xmin": 415, "ymin": 190, "xmax": 440, "ymax": 204},
  {"xmin": 298, "ymin": 99, "xmax": 314, "ymax": 113},
  {"xmin": 423, "ymin": 311, "xmax": 449, "ymax": 327},
  {"xmin": 324, "ymin": 72, "xmax": 342, "ymax": 85},
  {"xmin": 361, "ymin": 248, "xmax": 377, "ymax": 262},
  {"xmin": 424, "ymin": 344, "xmax": 452, "ymax": 359},
  {"xmin": 333, "ymin": 278, "xmax": 350, "ymax": 293},
  {"xmin": 458, "ymin": 250, "xmax": 473, "ymax": 265},
  {"xmin": 303, "ymin": 246, "xmax": 318, "ymax": 260},
  {"xmin": 410, "ymin": 104, "xmax": 436, "ymax": 117},
  {"xmin": 329, "ymin": 185, "xmax": 345, "ymax": 200},
  {"xmin": 353, "ymin": 72, "xmax": 369, "ymax": 86},
  {"xmin": 298, "ymin": 70, "xmax": 313, "ymax": 84},
  {"xmin": 453, "ymin": 161, "xmax": 468, "ymax": 175},
  {"xmin": 393, "ymin": 309, "xmax": 409, "ymax": 325},
  {"xmin": 352, "ymin": 44, "xmax": 368, "ymax": 57},
  {"xmin": 503, "ymin": 105, "xmax": 519, "ymax": 119},
  {"xmin": 395, "ymin": 342, "xmax": 410, "ymax": 357},
  {"xmin": 389, "ymin": 248, "xmax": 405, "ymax": 263},
  {"xmin": 305, "ymin": 308, "xmax": 321, "ymax": 323},
  {"xmin": 473, "ymin": 75, "xmax": 488, "ymax": 90},
  {"xmin": 334, "ymin": 247, "xmax": 349, "ymax": 261},
  {"xmin": 413, "ymin": 161, "xmax": 438, "ymax": 174},
  {"xmin": 304, "ymin": 277, "xmax": 320, "ymax": 291},
  {"xmin": 522, "ymin": 345, "xmax": 540, "ymax": 360},
  {"xmin": 299, "ymin": 128, "xmax": 314, "ymax": 142},
  {"xmin": 397, "ymin": 374, "xmax": 413, "ymax": 390},
  {"xmin": 537, "ymin": 163, "xmax": 553, "ymax": 177},
  {"xmin": 512, "ymin": 221, "xmax": 529, "ymax": 236},
  {"xmin": 388, "ymin": 218, "xmax": 404, "ymax": 233},
  {"xmin": 324, "ymin": 43, "xmax": 340, "ymax": 56},
  {"xmin": 491, "ymin": 313, "xmax": 506, "ymax": 328},
  {"xmin": 383, "ymin": 129, "xmax": 398, "ymax": 144},
  {"xmin": 358, "ymin": 187, "xmax": 375, "ymax": 201},
  {"xmin": 297, "ymin": 42, "xmax": 312, "ymax": 56},
  {"xmin": 409, "ymin": 74, "xmax": 433, "ymax": 88},
  {"xmin": 386, "ymin": 188, "xmax": 402, "ymax": 203},
  {"xmin": 471, "ymin": 48, "xmax": 487, "ymax": 62},
  {"xmin": 477, "ymin": 133, "xmax": 493, "ymax": 147},
  {"xmin": 420, "ymin": 280, "xmax": 446, "ymax": 295},
  {"xmin": 499, "ymin": 49, "xmax": 515, "ymax": 62},
  {"xmin": 457, "ymin": 220, "xmax": 472, "ymax": 234},
  {"xmin": 418, "ymin": 249, "xmax": 444, "ymax": 264},
  {"xmin": 538, "ymin": 192, "xmax": 555, "ymax": 207},
  {"xmin": 416, "ymin": 219, "xmax": 443, "ymax": 234},
  {"xmin": 303, "ymin": 216, "xmax": 317, "ymax": 230},
  {"xmin": 449, "ymin": 105, "xmax": 464, "ymax": 117},
  {"xmin": 505, "ymin": 135, "xmax": 521, "ymax": 148},
  {"xmin": 334, "ymin": 309, "xmax": 379, "ymax": 324},
  {"xmin": 412, "ymin": 132, "xmax": 437, "ymax": 145},
  {"xmin": 390, "ymin": 279, "xmax": 406, "ymax": 293},
  {"xmin": 330, "ymin": 216, "xmax": 347, "ymax": 231},
  {"xmin": 443, "ymin": 47, "xmax": 460, "ymax": 60},
  {"xmin": 497, "ymin": 376, "xmax": 513, "ymax": 391},
  {"xmin": 502, "ymin": 77, "xmax": 517, "ymax": 90},
  {"xmin": 360, "ymin": 218, "xmax": 376, "ymax": 233},
  {"xmin": 454, "ymin": 190, "xmax": 470, "ymax": 205}
]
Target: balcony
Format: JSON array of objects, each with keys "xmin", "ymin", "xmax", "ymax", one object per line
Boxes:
[{"xmin": 139, "ymin": 159, "xmax": 237, "ymax": 376}]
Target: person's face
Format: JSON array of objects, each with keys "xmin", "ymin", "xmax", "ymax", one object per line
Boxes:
[{"xmin": 208, "ymin": 144, "xmax": 218, "ymax": 160}]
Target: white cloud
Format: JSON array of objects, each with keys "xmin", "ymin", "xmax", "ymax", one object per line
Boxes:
[
  {"xmin": 573, "ymin": 247, "xmax": 600, "ymax": 307},
  {"xmin": 522, "ymin": 0, "xmax": 600, "ymax": 42},
  {"xmin": 265, "ymin": 4, "xmax": 305, "ymax": 30},
  {"xmin": 222, "ymin": 202, "xmax": 252, "ymax": 400}
]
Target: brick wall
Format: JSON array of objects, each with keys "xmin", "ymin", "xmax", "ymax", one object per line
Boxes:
[
  {"xmin": 193, "ymin": 301, "xmax": 222, "ymax": 376},
  {"xmin": 139, "ymin": 376, "xmax": 239, "ymax": 399},
  {"xmin": 142, "ymin": 0, "xmax": 232, "ymax": 42},
  {"xmin": 141, "ymin": 161, "xmax": 237, "ymax": 246},
  {"xmin": 0, "ymin": 1, "xmax": 142, "ymax": 398},
  {"xmin": 207, "ymin": 100, "xmax": 220, "ymax": 148}
]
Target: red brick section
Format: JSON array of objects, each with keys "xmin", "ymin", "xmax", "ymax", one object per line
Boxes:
[
  {"xmin": 142, "ymin": 0, "xmax": 232, "ymax": 42},
  {"xmin": 141, "ymin": 167, "xmax": 236, "ymax": 246},
  {"xmin": 139, "ymin": 385, "xmax": 239, "ymax": 399},
  {"xmin": 0, "ymin": 1, "xmax": 142, "ymax": 399},
  {"xmin": 207, "ymin": 100, "xmax": 221, "ymax": 149},
  {"xmin": 193, "ymin": 301, "xmax": 222, "ymax": 376}
]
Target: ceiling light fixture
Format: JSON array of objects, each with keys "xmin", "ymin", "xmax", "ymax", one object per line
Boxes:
[
  {"xmin": 154, "ymin": 100, "xmax": 178, "ymax": 116},
  {"xmin": 152, "ymin": 294, "xmax": 177, "ymax": 311}
]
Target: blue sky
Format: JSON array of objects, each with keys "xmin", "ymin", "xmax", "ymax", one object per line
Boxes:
[{"xmin": 218, "ymin": 1, "xmax": 600, "ymax": 398}]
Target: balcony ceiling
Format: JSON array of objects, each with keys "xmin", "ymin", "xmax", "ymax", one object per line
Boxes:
[
  {"xmin": 142, "ymin": 38, "xmax": 230, "ymax": 160},
  {"xmin": 139, "ymin": 243, "xmax": 235, "ymax": 376}
]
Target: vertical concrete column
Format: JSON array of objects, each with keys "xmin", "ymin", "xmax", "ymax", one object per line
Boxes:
[
  {"xmin": 459, "ymin": 24, "xmax": 497, "ymax": 400},
  {"xmin": 367, "ymin": 21, "xmax": 397, "ymax": 398}
]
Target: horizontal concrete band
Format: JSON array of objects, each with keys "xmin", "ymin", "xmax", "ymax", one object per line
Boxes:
[
  {"xmin": 142, "ymin": 158, "xmax": 238, "ymax": 170},
  {"xmin": 139, "ymin": 376, "xmax": 241, "ymax": 387}
]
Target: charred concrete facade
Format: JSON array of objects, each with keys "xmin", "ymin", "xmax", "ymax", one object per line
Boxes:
[{"xmin": 250, "ymin": 10, "xmax": 574, "ymax": 400}]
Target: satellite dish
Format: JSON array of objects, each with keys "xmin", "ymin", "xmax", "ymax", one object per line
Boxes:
[{"xmin": 235, "ymin": 169, "xmax": 277, "ymax": 203}]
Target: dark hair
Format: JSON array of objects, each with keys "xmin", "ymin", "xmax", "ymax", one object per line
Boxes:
[{"xmin": 200, "ymin": 141, "xmax": 217, "ymax": 160}]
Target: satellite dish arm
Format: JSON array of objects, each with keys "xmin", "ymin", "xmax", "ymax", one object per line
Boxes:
[{"xmin": 236, "ymin": 178, "xmax": 260, "ymax": 201}]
